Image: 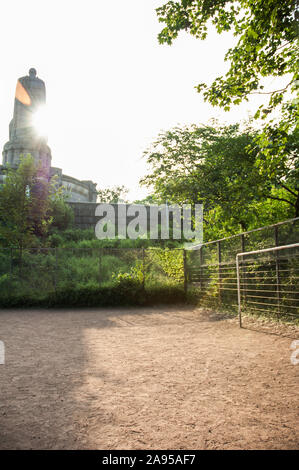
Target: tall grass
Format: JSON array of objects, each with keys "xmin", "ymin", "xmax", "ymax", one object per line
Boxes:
[{"xmin": 0, "ymin": 246, "xmax": 185, "ymax": 307}]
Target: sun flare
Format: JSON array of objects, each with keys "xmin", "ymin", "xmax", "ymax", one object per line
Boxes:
[{"xmin": 32, "ymin": 106, "xmax": 49, "ymax": 136}]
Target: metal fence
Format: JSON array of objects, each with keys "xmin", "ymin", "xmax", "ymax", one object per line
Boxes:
[
  {"xmin": 187, "ymin": 217, "xmax": 299, "ymax": 320},
  {"xmin": 0, "ymin": 246, "xmax": 185, "ymax": 302},
  {"xmin": 237, "ymin": 243, "xmax": 299, "ymax": 326},
  {"xmin": 0, "ymin": 217, "xmax": 298, "ymax": 318}
]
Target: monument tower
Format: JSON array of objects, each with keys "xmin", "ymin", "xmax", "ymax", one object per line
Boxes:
[
  {"xmin": 1, "ymin": 68, "xmax": 98, "ymax": 203},
  {"xmin": 2, "ymin": 68, "xmax": 52, "ymax": 179}
]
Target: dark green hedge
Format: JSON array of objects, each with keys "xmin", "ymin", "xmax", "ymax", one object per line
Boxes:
[{"xmin": 0, "ymin": 284, "xmax": 186, "ymax": 308}]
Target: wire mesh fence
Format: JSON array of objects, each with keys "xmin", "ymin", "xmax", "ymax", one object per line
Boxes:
[
  {"xmin": 0, "ymin": 246, "xmax": 185, "ymax": 304},
  {"xmin": 187, "ymin": 218, "xmax": 299, "ymax": 320}
]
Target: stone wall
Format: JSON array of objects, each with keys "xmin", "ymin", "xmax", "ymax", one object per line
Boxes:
[
  {"xmin": 68, "ymin": 202, "xmax": 99, "ymax": 229},
  {"xmin": 68, "ymin": 202, "xmax": 153, "ymax": 231},
  {"xmin": 67, "ymin": 202, "xmax": 185, "ymax": 239}
]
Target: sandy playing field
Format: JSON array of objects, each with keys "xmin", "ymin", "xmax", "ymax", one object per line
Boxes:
[{"xmin": 0, "ymin": 306, "xmax": 298, "ymax": 450}]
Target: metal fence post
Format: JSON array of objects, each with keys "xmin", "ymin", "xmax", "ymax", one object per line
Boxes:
[
  {"xmin": 10, "ymin": 248, "xmax": 13, "ymax": 276},
  {"xmin": 54, "ymin": 247, "xmax": 58, "ymax": 293},
  {"xmin": 183, "ymin": 249, "xmax": 187, "ymax": 296},
  {"xmin": 241, "ymin": 234, "xmax": 245, "ymax": 252},
  {"xmin": 274, "ymin": 226, "xmax": 281, "ymax": 314},
  {"xmin": 142, "ymin": 248, "xmax": 145, "ymax": 291},
  {"xmin": 217, "ymin": 241, "xmax": 222, "ymax": 303},
  {"xmin": 99, "ymin": 248, "xmax": 102, "ymax": 288},
  {"xmin": 241, "ymin": 234, "xmax": 247, "ymax": 304},
  {"xmin": 199, "ymin": 246, "xmax": 204, "ymax": 291},
  {"xmin": 236, "ymin": 254, "xmax": 242, "ymax": 327}
]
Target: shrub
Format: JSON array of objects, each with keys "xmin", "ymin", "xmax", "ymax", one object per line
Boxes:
[
  {"xmin": 112, "ymin": 262, "xmax": 144, "ymax": 285},
  {"xmin": 0, "ymin": 283, "xmax": 186, "ymax": 308},
  {"xmin": 50, "ymin": 199, "xmax": 74, "ymax": 231},
  {"xmin": 147, "ymin": 248, "xmax": 184, "ymax": 280}
]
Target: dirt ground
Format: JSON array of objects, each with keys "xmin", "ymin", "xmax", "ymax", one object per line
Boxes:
[{"xmin": 0, "ymin": 306, "xmax": 298, "ymax": 450}]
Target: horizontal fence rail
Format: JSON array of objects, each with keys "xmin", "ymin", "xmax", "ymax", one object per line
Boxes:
[{"xmin": 190, "ymin": 217, "xmax": 299, "ymax": 251}]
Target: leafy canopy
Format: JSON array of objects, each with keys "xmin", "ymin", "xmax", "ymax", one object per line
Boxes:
[
  {"xmin": 156, "ymin": 0, "xmax": 298, "ymax": 113},
  {"xmin": 97, "ymin": 185, "xmax": 129, "ymax": 203},
  {"xmin": 140, "ymin": 122, "xmax": 297, "ymax": 237},
  {"xmin": 155, "ymin": 0, "xmax": 299, "ymax": 231}
]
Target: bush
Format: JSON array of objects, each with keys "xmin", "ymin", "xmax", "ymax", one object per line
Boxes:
[
  {"xmin": 50, "ymin": 199, "xmax": 74, "ymax": 231},
  {"xmin": 0, "ymin": 283, "xmax": 186, "ymax": 308},
  {"xmin": 112, "ymin": 262, "xmax": 144, "ymax": 285},
  {"xmin": 47, "ymin": 232, "xmax": 64, "ymax": 247},
  {"xmin": 147, "ymin": 248, "xmax": 184, "ymax": 281}
]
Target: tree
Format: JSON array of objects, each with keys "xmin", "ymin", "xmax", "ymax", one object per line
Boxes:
[
  {"xmin": 140, "ymin": 122, "xmax": 295, "ymax": 238},
  {"xmin": 97, "ymin": 185, "xmax": 129, "ymax": 203},
  {"xmin": 50, "ymin": 197, "xmax": 74, "ymax": 231},
  {"xmin": 0, "ymin": 155, "xmax": 60, "ymax": 252},
  {"xmin": 133, "ymin": 194, "xmax": 163, "ymax": 205},
  {"xmin": 156, "ymin": 0, "xmax": 299, "ymax": 171},
  {"xmin": 254, "ymin": 125, "xmax": 299, "ymax": 216},
  {"xmin": 157, "ymin": 0, "xmax": 298, "ymax": 108}
]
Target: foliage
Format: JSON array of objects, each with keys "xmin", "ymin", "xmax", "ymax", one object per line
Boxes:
[
  {"xmin": 0, "ymin": 155, "xmax": 53, "ymax": 250},
  {"xmin": 156, "ymin": 0, "xmax": 299, "ymax": 186},
  {"xmin": 45, "ymin": 226, "xmax": 183, "ymax": 249},
  {"xmin": 0, "ymin": 155, "xmax": 77, "ymax": 252},
  {"xmin": 141, "ymin": 122, "xmax": 297, "ymax": 237},
  {"xmin": 156, "ymin": 0, "xmax": 298, "ymax": 111},
  {"xmin": 253, "ymin": 116, "xmax": 299, "ymax": 217},
  {"xmin": 97, "ymin": 185, "xmax": 129, "ymax": 203},
  {"xmin": 148, "ymin": 248, "xmax": 184, "ymax": 281},
  {"xmin": 49, "ymin": 227, "xmax": 95, "ymax": 244},
  {"xmin": 133, "ymin": 194, "xmax": 163, "ymax": 205},
  {"xmin": 50, "ymin": 197, "xmax": 74, "ymax": 231},
  {"xmin": 0, "ymin": 246, "xmax": 186, "ymax": 308},
  {"xmin": 0, "ymin": 283, "xmax": 186, "ymax": 309},
  {"xmin": 112, "ymin": 262, "xmax": 144, "ymax": 285}
]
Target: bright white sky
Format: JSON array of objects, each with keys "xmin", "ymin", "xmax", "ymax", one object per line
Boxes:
[{"xmin": 0, "ymin": 0, "xmax": 280, "ymax": 200}]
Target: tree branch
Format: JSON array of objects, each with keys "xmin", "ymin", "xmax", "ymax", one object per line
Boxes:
[
  {"xmin": 278, "ymin": 182, "xmax": 298, "ymax": 197},
  {"xmin": 266, "ymin": 195, "xmax": 295, "ymax": 207},
  {"xmin": 249, "ymin": 80, "xmax": 294, "ymax": 96},
  {"xmin": 273, "ymin": 40, "xmax": 292, "ymax": 54}
]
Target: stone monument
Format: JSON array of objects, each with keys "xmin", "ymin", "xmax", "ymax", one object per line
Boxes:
[
  {"xmin": 1, "ymin": 68, "xmax": 98, "ymax": 203},
  {"xmin": 2, "ymin": 68, "xmax": 52, "ymax": 179}
]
